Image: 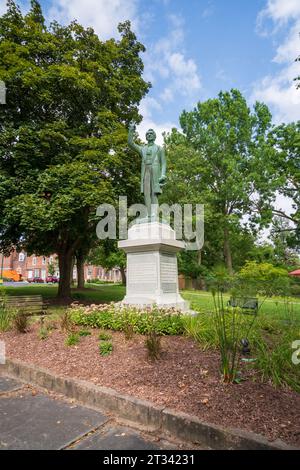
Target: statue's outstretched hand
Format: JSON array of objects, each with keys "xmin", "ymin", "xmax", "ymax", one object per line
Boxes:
[{"xmin": 159, "ymin": 176, "xmax": 167, "ymax": 185}]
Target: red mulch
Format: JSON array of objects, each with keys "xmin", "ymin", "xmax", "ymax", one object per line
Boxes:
[{"xmin": 1, "ymin": 324, "xmax": 300, "ymax": 447}]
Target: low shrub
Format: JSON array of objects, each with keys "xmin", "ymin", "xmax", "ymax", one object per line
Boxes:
[
  {"xmin": 124, "ymin": 323, "xmax": 134, "ymax": 340},
  {"xmin": 70, "ymin": 303, "xmax": 184, "ymax": 336},
  {"xmin": 78, "ymin": 329, "xmax": 91, "ymax": 337},
  {"xmin": 60, "ymin": 310, "xmax": 75, "ymax": 333},
  {"xmin": 99, "ymin": 331, "xmax": 112, "ymax": 341},
  {"xmin": 13, "ymin": 310, "xmax": 29, "ymax": 334},
  {"xmin": 290, "ymin": 284, "xmax": 300, "ymax": 297},
  {"xmin": 251, "ymin": 323, "xmax": 300, "ymax": 393},
  {"xmin": 87, "ymin": 279, "xmax": 114, "ymax": 285},
  {"xmin": 145, "ymin": 331, "xmax": 162, "ymax": 361},
  {"xmin": 0, "ymin": 286, "xmax": 12, "ymax": 332},
  {"xmin": 65, "ymin": 332, "xmax": 80, "ymax": 346},
  {"xmin": 184, "ymin": 307, "xmax": 300, "ymax": 392},
  {"xmin": 184, "ymin": 313, "xmax": 218, "ymax": 350},
  {"xmin": 99, "ymin": 340, "xmax": 113, "ymax": 356},
  {"xmin": 0, "ymin": 307, "xmax": 13, "ymax": 332},
  {"xmin": 38, "ymin": 326, "xmax": 49, "ymax": 340}
]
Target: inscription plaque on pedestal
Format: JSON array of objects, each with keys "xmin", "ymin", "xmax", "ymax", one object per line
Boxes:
[
  {"xmin": 161, "ymin": 252, "xmax": 177, "ymax": 293},
  {"xmin": 127, "ymin": 252, "xmax": 158, "ymax": 294},
  {"xmin": 118, "ymin": 221, "xmax": 189, "ymax": 311}
]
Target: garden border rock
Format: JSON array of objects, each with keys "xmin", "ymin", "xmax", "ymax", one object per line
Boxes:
[{"xmin": 0, "ymin": 358, "xmax": 297, "ymax": 450}]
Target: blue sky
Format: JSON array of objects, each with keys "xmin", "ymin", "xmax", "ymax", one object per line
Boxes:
[
  {"xmin": 0, "ymin": 0, "xmax": 299, "ymax": 143},
  {"xmin": 0, "ymin": 0, "xmax": 298, "ymax": 221}
]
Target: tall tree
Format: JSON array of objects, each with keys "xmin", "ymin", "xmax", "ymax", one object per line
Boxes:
[
  {"xmin": 0, "ymin": 1, "xmax": 149, "ymax": 298},
  {"xmin": 269, "ymin": 122, "xmax": 300, "ymax": 248},
  {"xmin": 88, "ymin": 241, "xmax": 126, "ymax": 285},
  {"xmin": 164, "ymin": 89, "xmax": 276, "ymax": 273},
  {"xmin": 270, "ymin": 216, "xmax": 299, "ymax": 267}
]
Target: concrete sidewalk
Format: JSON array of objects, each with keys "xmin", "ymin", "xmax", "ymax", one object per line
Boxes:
[{"xmin": 0, "ymin": 376, "xmax": 178, "ymax": 450}]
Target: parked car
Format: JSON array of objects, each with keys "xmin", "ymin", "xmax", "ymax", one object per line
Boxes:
[
  {"xmin": 28, "ymin": 277, "xmax": 45, "ymax": 283},
  {"xmin": 46, "ymin": 275, "xmax": 59, "ymax": 283}
]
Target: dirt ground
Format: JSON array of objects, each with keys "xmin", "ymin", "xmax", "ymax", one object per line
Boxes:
[{"xmin": 1, "ymin": 324, "xmax": 299, "ymax": 446}]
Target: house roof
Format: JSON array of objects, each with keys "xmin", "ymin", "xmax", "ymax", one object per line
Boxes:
[{"xmin": 288, "ymin": 269, "xmax": 300, "ymax": 276}]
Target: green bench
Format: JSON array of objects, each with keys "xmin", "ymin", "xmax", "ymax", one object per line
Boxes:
[
  {"xmin": 227, "ymin": 297, "xmax": 258, "ymax": 315},
  {"xmin": 5, "ymin": 295, "xmax": 48, "ymax": 316}
]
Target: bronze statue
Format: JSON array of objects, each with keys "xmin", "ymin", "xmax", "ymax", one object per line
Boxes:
[{"xmin": 128, "ymin": 122, "xmax": 166, "ymax": 219}]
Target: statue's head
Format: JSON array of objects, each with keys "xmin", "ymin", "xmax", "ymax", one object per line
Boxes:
[{"xmin": 146, "ymin": 129, "xmax": 156, "ymax": 143}]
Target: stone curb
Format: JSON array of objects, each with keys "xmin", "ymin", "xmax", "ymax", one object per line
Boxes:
[{"xmin": 1, "ymin": 358, "xmax": 297, "ymax": 450}]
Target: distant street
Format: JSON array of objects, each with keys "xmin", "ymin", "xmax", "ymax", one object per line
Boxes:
[{"xmin": 3, "ymin": 281, "xmax": 30, "ymax": 287}]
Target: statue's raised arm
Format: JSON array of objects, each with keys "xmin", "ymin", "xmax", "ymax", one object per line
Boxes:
[{"xmin": 128, "ymin": 121, "xmax": 142, "ymax": 156}]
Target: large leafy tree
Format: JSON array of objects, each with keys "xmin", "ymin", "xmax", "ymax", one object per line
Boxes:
[
  {"xmin": 270, "ymin": 216, "xmax": 299, "ymax": 267},
  {"xmin": 0, "ymin": 1, "xmax": 149, "ymax": 298},
  {"xmin": 269, "ymin": 122, "xmax": 300, "ymax": 248},
  {"xmin": 88, "ymin": 241, "xmax": 126, "ymax": 285},
  {"xmin": 163, "ymin": 89, "xmax": 276, "ymax": 273}
]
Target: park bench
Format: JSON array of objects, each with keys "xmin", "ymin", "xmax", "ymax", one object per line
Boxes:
[
  {"xmin": 227, "ymin": 297, "xmax": 258, "ymax": 315},
  {"xmin": 5, "ymin": 295, "xmax": 48, "ymax": 316}
]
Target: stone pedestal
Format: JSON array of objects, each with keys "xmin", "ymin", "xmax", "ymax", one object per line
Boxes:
[{"xmin": 118, "ymin": 221, "xmax": 189, "ymax": 311}]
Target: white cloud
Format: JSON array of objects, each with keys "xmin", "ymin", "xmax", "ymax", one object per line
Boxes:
[
  {"xmin": 274, "ymin": 22, "xmax": 300, "ymax": 63},
  {"xmin": 139, "ymin": 96, "xmax": 162, "ymax": 120},
  {"xmin": 160, "ymin": 87, "xmax": 174, "ymax": 102},
  {"xmin": 215, "ymin": 67, "xmax": 231, "ymax": 83},
  {"xmin": 252, "ymin": 65, "xmax": 300, "ymax": 123},
  {"xmin": 48, "ymin": 0, "xmax": 139, "ymax": 39},
  {"xmin": 252, "ymin": 0, "xmax": 300, "ymax": 123},
  {"xmin": 137, "ymin": 13, "xmax": 201, "ymax": 141},
  {"xmin": 138, "ymin": 13, "xmax": 201, "ymax": 143},
  {"xmin": 168, "ymin": 52, "xmax": 201, "ymax": 91},
  {"xmin": 258, "ymin": 0, "xmax": 300, "ymax": 25},
  {"xmin": 145, "ymin": 13, "xmax": 201, "ymax": 104},
  {"xmin": 137, "ymin": 118, "xmax": 176, "ymax": 146},
  {"xmin": 137, "ymin": 95, "xmax": 175, "ymax": 145},
  {"xmin": 167, "ymin": 12, "xmax": 184, "ymax": 29},
  {"xmin": 0, "ymin": 1, "xmax": 6, "ymax": 16},
  {"xmin": 201, "ymin": 1, "xmax": 215, "ymax": 19}
]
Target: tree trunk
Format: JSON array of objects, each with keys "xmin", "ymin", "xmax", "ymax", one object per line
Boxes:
[
  {"xmin": 70, "ymin": 256, "xmax": 75, "ymax": 286},
  {"xmin": 57, "ymin": 250, "xmax": 73, "ymax": 300},
  {"xmin": 76, "ymin": 253, "xmax": 85, "ymax": 289},
  {"xmin": 120, "ymin": 266, "xmax": 126, "ymax": 285},
  {"xmin": 223, "ymin": 226, "xmax": 233, "ymax": 275}
]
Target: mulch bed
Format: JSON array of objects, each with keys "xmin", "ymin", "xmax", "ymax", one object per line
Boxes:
[{"xmin": 1, "ymin": 323, "xmax": 300, "ymax": 446}]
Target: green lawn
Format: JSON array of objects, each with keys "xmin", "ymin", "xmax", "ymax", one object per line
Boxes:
[
  {"xmin": 5, "ymin": 283, "xmax": 126, "ymax": 303},
  {"xmin": 5, "ymin": 283, "xmax": 300, "ymax": 319},
  {"xmin": 4, "ymin": 283, "xmax": 126, "ymax": 320},
  {"xmin": 182, "ymin": 290, "xmax": 300, "ymax": 320}
]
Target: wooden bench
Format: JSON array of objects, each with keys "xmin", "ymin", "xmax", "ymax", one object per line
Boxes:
[
  {"xmin": 227, "ymin": 297, "xmax": 258, "ymax": 315},
  {"xmin": 5, "ymin": 295, "xmax": 48, "ymax": 316}
]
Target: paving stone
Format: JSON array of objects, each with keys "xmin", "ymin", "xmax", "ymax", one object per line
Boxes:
[
  {"xmin": 0, "ymin": 392, "xmax": 108, "ymax": 450},
  {"xmin": 0, "ymin": 376, "xmax": 22, "ymax": 393},
  {"xmin": 72, "ymin": 425, "xmax": 161, "ymax": 450}
]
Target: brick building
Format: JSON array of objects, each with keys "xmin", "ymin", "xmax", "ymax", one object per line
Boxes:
[{"xmin": 1, "ymin": 250, "xmax": 121, "ymax": 283}]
